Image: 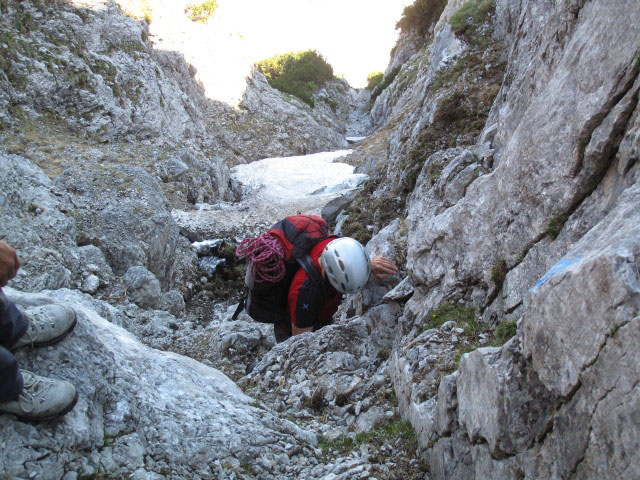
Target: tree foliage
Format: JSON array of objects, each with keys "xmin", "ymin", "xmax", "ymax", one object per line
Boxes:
[
  {"xmin": 369, "ymin": 66, "xmax": 401, "ymax": 104},
  {"xmin": 395, "ymin": 0, "xmax": 447, "ymax": 36},
  {"xmin": 185, "ymin": 0, "xmax": 219, "ymax": 23},
  {"xmin": 366, "ymin": 72, "xmax": 384, "ymax": 90},
  {"xmin": 255, "ymin": 50, "xmax": 334, "ymax": 107}
]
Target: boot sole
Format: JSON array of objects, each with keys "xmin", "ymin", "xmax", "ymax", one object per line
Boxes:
[{"xmin": 11, "ymin": 309, "xmax": 78, "ymax": 351}]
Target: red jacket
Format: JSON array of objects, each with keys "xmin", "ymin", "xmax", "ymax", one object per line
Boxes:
[{"xmin": 287, "ymin": 237, "xmax": 343, "ymax": 329}]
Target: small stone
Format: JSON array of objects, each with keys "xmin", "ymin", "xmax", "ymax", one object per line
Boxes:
[
  {"xmin": 441, "ymin": 320, "xmax": 457, "ymax": 330},
  {"xmin": 82, "ymin": 274, "xmax": 100, "ymax": 294}
]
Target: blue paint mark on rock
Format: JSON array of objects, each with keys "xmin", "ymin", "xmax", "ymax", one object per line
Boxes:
[{"xmin": 531, "ymin": 257, "xmax": 582, "ymax": 291}]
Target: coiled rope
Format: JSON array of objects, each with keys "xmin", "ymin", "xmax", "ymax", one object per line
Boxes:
[{"xmin": 235, "ymin": 233, "xmax": 285, "ymax": 282}]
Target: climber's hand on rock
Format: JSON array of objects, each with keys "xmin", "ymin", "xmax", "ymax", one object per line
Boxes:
[
  {"xmin": 0, "ymin": 240, "xmax": 20, "ymax": 287},
  {"xmin": 371, "ymin": 257, "xmax": 398, "ymax": 280}
]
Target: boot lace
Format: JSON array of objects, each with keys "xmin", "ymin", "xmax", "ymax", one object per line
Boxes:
[
  {"xmin": 21, "ymin": 306, "xmax": 56, "ymax": 346},
  {"xmin": 18, "ymin": 372, "xmax": 54, "ymax": 414}
]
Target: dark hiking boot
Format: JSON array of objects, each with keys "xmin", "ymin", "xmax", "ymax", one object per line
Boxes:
[
  {"xmin": 0, "ymin": 370, "xmax": 78, "ymax": 421},
  {"xmin": 11, "ymin": 304, "xmax": 77, "ymax": 350}
]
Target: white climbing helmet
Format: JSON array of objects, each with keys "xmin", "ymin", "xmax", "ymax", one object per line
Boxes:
[{"xmin": 320, "ymin": 238, "xmax": 371, "ymax": 294}]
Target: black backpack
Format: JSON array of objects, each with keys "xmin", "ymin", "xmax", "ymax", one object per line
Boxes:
[{"xmin": 232, "ymin": 215, "xmax": 335, "ymax": 324}]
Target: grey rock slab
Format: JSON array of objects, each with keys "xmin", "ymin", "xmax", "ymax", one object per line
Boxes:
[
  {"xmin": 321, "ymin": 189, "xmax": 358, "ymax": 224},
  {"xmin": 123, "ymin": 266, "xmax": 162, "ymax": 310},
  {"xmin": 522, "ymin": 182, "xmax": 640, "ymax": 397},
  {"xmin": 382, "ymin": 276, "xmax": 414, "ymax": 303},
  {"xmin": 0, "ymin": 154, "xmax": 78, "ymax": 292},
  {"xmin": 1, "ymin": 287, "xmax": 315, "ymax": 479},
  {"xmin": 159, "ymin": 289, "xmax": 185, "ymax": 317}
]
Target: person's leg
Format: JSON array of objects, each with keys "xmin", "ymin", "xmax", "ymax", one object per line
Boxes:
[
  {"xmin": 0, "ymin": 290, "xmax": 27, "ymax": 401},
  {"xmin": 0, "ymin": 346, "xmax": 23, "ymax": 402},
  {"xmin": 0, "ymin": 289, "xmax": 28, "ymax": 348},
  {"xmin": 273, "ymin": 318, "xmax": 292, "ymax": 343},
  {"xmin": 0, "ymin": 289, "xmax": 78, "ymax": 420}
]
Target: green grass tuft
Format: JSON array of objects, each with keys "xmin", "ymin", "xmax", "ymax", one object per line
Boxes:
[
  {"xmin": 544, "ymin": 213, "xmax": 569, "ymax": 240},
  {"xmin": 425, "ymin": 302, "xmax": 477, "ymax": 331},
  {"xmin": 318, "ymin": 417, "xmax": 417, "ymax": 456},
  {"xmin": 490, "ymin": 259, "xmax": 507, "ymax": 291},
  {"xmin": 491, "ymin": 319, "xmax": 517, "ymax": 345}
]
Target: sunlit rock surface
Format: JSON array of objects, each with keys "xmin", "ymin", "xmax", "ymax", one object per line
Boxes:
[{"xmin": 1, "ymin": 0, "xmax": 639, "ymax": 477}]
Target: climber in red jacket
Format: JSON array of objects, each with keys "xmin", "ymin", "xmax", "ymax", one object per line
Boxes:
[
  {"xmin": 235, "ymin": 215, "xmax": 398, "ymax": 343},
  {"xmin": 281, "ymin": 237, "xmax": 397, "ymax": 341}
]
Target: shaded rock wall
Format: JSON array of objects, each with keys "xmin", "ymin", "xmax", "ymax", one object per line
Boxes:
[{"xmin": 347, "ymin": 0, "xmax": 640, "ymax": 478}]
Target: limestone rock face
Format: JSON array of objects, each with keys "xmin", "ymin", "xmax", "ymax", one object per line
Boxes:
[
  {"xmin": 0, "ymin": 0, "xmax": 355, "ymax": 165},
  {"xmin": 379, "ymin": 0, "xmax": 640, "ymax": 478},
  {"xmin": 0, "ymin": 0, "xmax": 212, "ymax": 147},
  {"xmin": 327, "ymin": 0, "xmax": 640, "ymax": 476},
  {"xmin": 55, "ymin": 162, "xmax": 193, "ymax": 289},
  {"xmin": 0, "ymin": 155, "xmax": 79, "ymax": 292},
  {"xmin": 237, "ymin": 69, "xmax": 350, "ymax": 161}
]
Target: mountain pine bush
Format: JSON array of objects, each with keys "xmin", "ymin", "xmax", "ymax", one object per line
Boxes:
[
  {"xmin": 366, "ymin": 72, "xmax": 384, "ymax": 90},
  {"xmin": 185, "ymin": 0, "xmax": 219, "ymax": 23},
  {"xmin": 396, "ymin": 0, "xmax": 447, "ymax": 36},
  {"xmin": 255, "ymin": 50, "xmax": 334, "ymax": 107}
]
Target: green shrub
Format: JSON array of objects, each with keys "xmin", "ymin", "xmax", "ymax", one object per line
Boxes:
[
  {"xmin": 370, "ymin": 66, "xmax": 401, "ymax": 103},
  {"xmin": 396, "ymin": 0, "xmax": 448, "ymax": 36},
  {"xmin": 255, "ymin": 50, "xmax": 334, "ymax": 107},
  {"xmin": 449, "ymin": 0, "xmax": 495, "ymax": 48},
  {"xmin": 491, "ymin": 319, "xmax": 517, "ymax": 345},
  {"xmin": 366, "ymin": 72, "xmax": 384, "ymax": 90},
  {"xmin": 185, "ymin": 0, "xmax": 218, "ymax": 23},
  {"xmin": 142, "ymin": 1, "xmax": 153, "ymax": 23},
  {"xmin": 490, "ymin": 259, "xmax": 507, "ymax": 291}
]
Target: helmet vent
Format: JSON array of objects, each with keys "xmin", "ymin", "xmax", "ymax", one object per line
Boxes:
[
  {"xmin": 344, "ymin": 273, "xmax": 349, "ymax": 283},
  {"xmin": 341, "ymin": 283, "xmax": 346, "ymax": 291},
  {"xmin": 339, "ymin": 260, "xmax": 345, "ymax": 271},
  {"xmin": 334, "ymin": 250, "xmax": 340, "ymax": 257}
]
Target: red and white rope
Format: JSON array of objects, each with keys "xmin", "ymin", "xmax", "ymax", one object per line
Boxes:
[{"xmin": 235, "ymin": 233, "xmax": 285, "ymax": 282}]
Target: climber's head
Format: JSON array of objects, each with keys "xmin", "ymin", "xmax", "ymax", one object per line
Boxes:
[{"xmin": 320, "ymin": 237, "xmax": 371, "ymax": 294}]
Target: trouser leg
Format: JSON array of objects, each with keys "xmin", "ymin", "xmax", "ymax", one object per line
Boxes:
[
  {"xmin": 0, "ymin": 346, "xmax": 23, "ymax": 401},
  {"xmin": 0, "ymin": 289, "xmax": 28, "ymax": 401},
  {"xmin": 0, "ymin": 289, "xmax": 28, "ymax": 347},
  {"xmin": 273, "ymin": 318, "xmax": 292, "ymax": 343}
]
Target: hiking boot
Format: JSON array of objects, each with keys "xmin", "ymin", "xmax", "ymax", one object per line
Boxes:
[
  {"xmin": 0, "ymin": 370, "xmax": 78, "ymax": 421},
  {"xmin": 11, "ymin": 303, "xmax": 77, "ymax": 350}
]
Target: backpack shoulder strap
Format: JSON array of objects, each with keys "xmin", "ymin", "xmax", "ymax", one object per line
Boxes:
[
  {"xmin": 231, "ymin": 289, "xmax": 247, "ymax": 320},
  {"xmin": 296, "ymin": 255, "xmax": 327, "ymax": 298}
]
